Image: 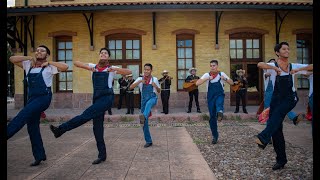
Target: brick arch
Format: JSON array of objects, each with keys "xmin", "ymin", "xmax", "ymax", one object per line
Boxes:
[
  {"xmin": 292, "ymin": 28, "xmax": 312, "ymax": 34},
  {"xmin": 225, "ymin": 27, "xmax": 269, "ymax": 35},
  {"xmin": 172, "ymin": 29, "xmax": 200, "ymax": 35},
  {"xmin": 100, "ymin": 28, "xmax": 147, "ymax": 36},
  {"xmin": 48, "ymin": 30, "xmax": 77, "ymax": 37}
]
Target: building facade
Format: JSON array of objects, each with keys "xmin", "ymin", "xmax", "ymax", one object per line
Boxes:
[{"xmin": 7, "ymin": 0, "xmax": 313, "ymax": 109}]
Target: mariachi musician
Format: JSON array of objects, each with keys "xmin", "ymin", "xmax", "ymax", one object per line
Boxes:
[
  {"xmin": 185, "ymin": 67, "xmax": 201, "ymax": 113},
  {"xmin": 125, "ymin": 74, "xmax": 135, "ymax": 114},
  {"xmin": 233, "ymin": 69, "xmax": 248, "ymax": 114},
  {"xmin": 159, "ymin": 70, "xmax": 173, "ymax": 114}
]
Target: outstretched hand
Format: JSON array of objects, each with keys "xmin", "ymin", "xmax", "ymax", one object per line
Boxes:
[{"xmin": 290, "ymin": 69, "xmax": 299, "ymax": 75}]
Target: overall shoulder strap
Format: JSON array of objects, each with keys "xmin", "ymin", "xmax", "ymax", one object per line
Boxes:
[
  {"xmin": 40, "ymin": 66, "xmax": 46, "ymax": 73},
  {"xmin": 274, "ymin": 62, "xmax": 278, "ymax": 67},
  {"xmin": 289, "ymin": 63, "xmax": 292, "ymax": 71}
]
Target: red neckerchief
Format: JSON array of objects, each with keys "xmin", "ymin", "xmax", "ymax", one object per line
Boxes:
[
  {"xmin": 144, "ymin": 75, "xmax": 152, "ymax": 85},
  {"xmin": 96, "ymin": 64, "xmax": 110, "ymax": 72},
  {"xmin": 209, "ymin": 71, "xmax": 220, "ymax": 79}
]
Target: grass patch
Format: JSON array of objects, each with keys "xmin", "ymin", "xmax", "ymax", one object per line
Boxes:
[
  {"xmin": 200, "ymin": 113, "xmax": 210, "ymax": 121},
  {"xmin": 120, "ymin": 116, "xmax": 134, "ymax": 122},
  {"xmin": 193, "ymin": 138, "xmax": 207, "ymax": 144}
]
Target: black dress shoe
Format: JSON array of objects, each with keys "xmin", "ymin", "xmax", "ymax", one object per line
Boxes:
[
  {"xmin": 272, "ymin": 163, "xmax": 285, "ymax": 170},
  {"xmin": 92, "ymin": 158, "xmax": 106, "ymax": 165},
  {"xmin": 131, "ymin": 112, "xmax": 134, "ymax": 115},
  {"xmin": 108, "ymin": 111, "xmax": 112, "ymax": 115},
  {"xmin": 197, "ymin": 110, "xmax": 202, "ymax": 113},
  {"xmin": 50, "ymin": 125, "xmax": 63, "ymax": 138},
  {"xmin": 30, "ymin": 157, "xmax": 46, "ymax": 166},
  {"xmin": 126, "ymin": 112, "xmax": 130, "ymax": 114},
  {"xmin": 255, "ymin": 136, "xmax": 267, "ymax": 150},
  {"xmin": 187, "ymin": 110, "xmax": 191, "ymax": 113},
  {"xmin": 212, "ymin": 138, "xmax": 217, "ymax": 144},
  {"xmin": 144, "ymin": 143, "xmax": 153, "ymax": 148},
  {"xmin": 243, "ymin": 110, "xmax": 248, "ymax": 114},
  {"xmin": 234, "ymin": 110, "xmax": 239, "ymax": 113},
  {"xmin": 217, "ymin": 112, "xmax": 223, "ymax": 121}
]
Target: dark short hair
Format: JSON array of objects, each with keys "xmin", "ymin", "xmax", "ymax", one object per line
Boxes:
[
  {"xmin": 267, "ymin": 58, "xmax": 276, "ymax": 63},
  {"xmin": 38, "ymin": 45, "xmax": 50, "ymax": 55},
  {"xmin": 274, "ymin": 42, "xmax": 289, "ymax": 55},
  {"xmin": 210, "ymin": 60, "xmax": 218, "ymax": 65},
  {"xmin": 100, "ymin": 47, "xmax": 111, "ymax": 56},
  {"xmin": 144, "ymin": 63, "xmax": 153, "ymax": 70}
]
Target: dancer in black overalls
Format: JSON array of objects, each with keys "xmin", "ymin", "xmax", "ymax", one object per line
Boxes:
[
  {"xmin": 185, "ymin": 67, "xmax": 201, "ymax": 113},
  {"xmin": 159, "ymin": 70, "xmax": 172, "ymax": 114},
  {"xmin": 196, "ymin": 60, "xmax": 234, "ymax": 144},
  {"xmin": 118, "ymin": 75, "xmax": 128, "ymax": 109},
  {"xmin": 50, "ymin": 48, "xmax": 131, "ymax": 164},
  {"xmin": 255, "ymin": 42, "xmax": 313, "ymax": 170},
  {"xmin": 126, "ymin": 74, "xmax": 135, "ymax": 114},
  {"xmin": 7, "ymin": 45, "xmax": 68, "ymax": 166}
]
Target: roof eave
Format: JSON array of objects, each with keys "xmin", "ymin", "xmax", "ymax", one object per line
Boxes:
[{"xmin": 7, "ymin": 4, "xmax": 313, "ymax": 16}]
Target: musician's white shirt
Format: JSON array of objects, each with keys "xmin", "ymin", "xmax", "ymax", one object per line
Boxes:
[
  {"xmin": 200, "ymin": 72, "xmax": 230, "ymax": 91},
  {"xmin": 134, "ymin": 77, "xmax": 160, "ymax": 93}
]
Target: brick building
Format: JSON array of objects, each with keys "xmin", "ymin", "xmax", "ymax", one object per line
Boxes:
[{"xmin": 7, "ymin": 0, "xmax": 313, "ymax": 110}]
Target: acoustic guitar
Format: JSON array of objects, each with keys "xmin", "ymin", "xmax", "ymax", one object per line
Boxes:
[
  {"xmin": 231, "ymin": 82, "xmax": 243, "ymax": 93},
  {"xmin": 183, "ymin": 82, "xmax": 197, "ymax": 92}
]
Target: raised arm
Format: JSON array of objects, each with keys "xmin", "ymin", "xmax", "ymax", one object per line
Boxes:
[
  {"xmin": 74, "ymin": 61, "xmax": 94, "ymax": 71},
  {"xmin": 196, "ymin": 77, "xmax": 208, "ymax": 86},
  {"xmin": 9, "ymin": 55, "xmax": 34, "ymax": 68},
  {"xmin": 47, "ymin": 61, "xmax": 68, "ymax": 72},
  {"xmin": 290, "ymin": 64, "xmax": 313, "ymax": 74},
  {"xmin": 257, "ymin": 62, "xmax": 281, "ymax": 75},
  {"xmin": 129, "ymin": 79, "xmax": 143, "ymax": 90},
  {"xmin": 109, "ymin": 67, "xmax": 132, "ymax": 75}
]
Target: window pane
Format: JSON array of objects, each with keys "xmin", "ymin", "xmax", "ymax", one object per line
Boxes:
[
  {"xmin": 297, "ymin": 58, "xmax": 303, "ymax": 64},
  {"xmin": 177, "ymin": 40, "xmax": 184, "ymax": 47},
  {"xmin": 59, "ymin": 72, "xmax": 66, "ymax": 81},
  {"xmin": 66, "ymin": 50, "xmax": 72, "ymax": 60},
  {"xmin": 230, "ymin": 40, "xmax": 236, "ymax": 48},
  {"xmin": 303, "ymin": 58, "xmax": 310, "ymax": 64},
  {"xmin": 178, "ymin": 80, "xmax": 184, "ymax": 90},
  {"xmin": 302, "ymin": 79, "xmax": 309, "ymax": 88},
  {"xmin": 66, "ymin": 42, "xmax": 72, "ymax": 49},
  {"xmin": 253, "ymin": 39, "xmax": 259, "ymax": 48},
  {"xmin": 133, "ymin": 40, "xmax": 140, "ymax": 49},
  {"xmin": 246, "ymin": 49, "xmax": 252, "ymax": 58},
  {"xmin": 59, "ymin": 82, "xmax": 66, "ymax": 91},
  {"xmin": 127, "ymin": 65, "xmax": 140, "ymax": 80},
  {"xmin": 297, "ymin": 40, "xmax": 303, "ymax": 48},
  {"xmin": 303, "ymin": 48, "xmax": 309, "ymax": 58},
  {"xmin": 67, "ymin": 72, "xmax": 73, "ymax": 81},
  {"xmin": 126, "ymin": 50, "xmax": 133, "ymax": 59},
  {"xmin": 253, "ymin": 49, "xmax": 260, "ymax": 58},
  {"xmin": 58, "ymin": 42, "xmax": 65, "ymax": 49},
  {"xmin": 178, "ymin": 48, "xmax": 185, "ymax": 58},
  {"xmin": 246, "ymin": 39, "xmax": 252, "ymax": 48},
  {"xmin": 133, "ymin": 50, "xmax": 140, "ymax": 59},
  {"xmin": 109, "ymin": 50, "xmax": 115, "ymax": 60},
  {"xmin": 230, "ymin": 49, "xmax": 236, "ymax": 59},
  {"xmin": 178, "ymin": 70, "xmax": 186, "ymax": 79},
  {"xmin": 116, "ymin": 40, "xmax": 122, "ymax": 49},
  {"xmin": 67, "ymin": 82, "xmax": 72, "ymax": 91},
  {"xmin": 186, "ymin": 59, "xmax": 192, "ymax": 69},
  {"xmin": 186, "ymin": 48, "xmax": 192, "ymax": 58},
  {"xmin": 116, "ymin": 50, "xmax": 122, "ymax": 59},
  {"xmin": 297, "ymin": 48, "xmax": 302, "ymax": 59},
  {"xmin": 185, "ymin": 40, "xmax": 192, "ymax": 47},
  {"xmin": 126, "ymin": 40, "xmax": 132, "ymax": 49},
  {"xmin": 66, "ymin": 61, "xmax": 73, "ymax": 70},
  {"xmin": 236, "ymin": 40, "xmax": 242, "ymax": 48},
  {"xmin": 67, "ymin": 82, "xmax": 72, "ymax": 90},
  {"xmin": 109, "ymin": 40, "xmax": 115, "ymax": 49},
  {"xmin": 58, "ymin": 51, "xmax": 65, "ymax": 61},
  {"xmin": 178, "ymin": 59, "xmax": 185, "ymax": 69},
  {"xmin": 236, "ymin": 49, "xmax": 243, "ymax": 59}
]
